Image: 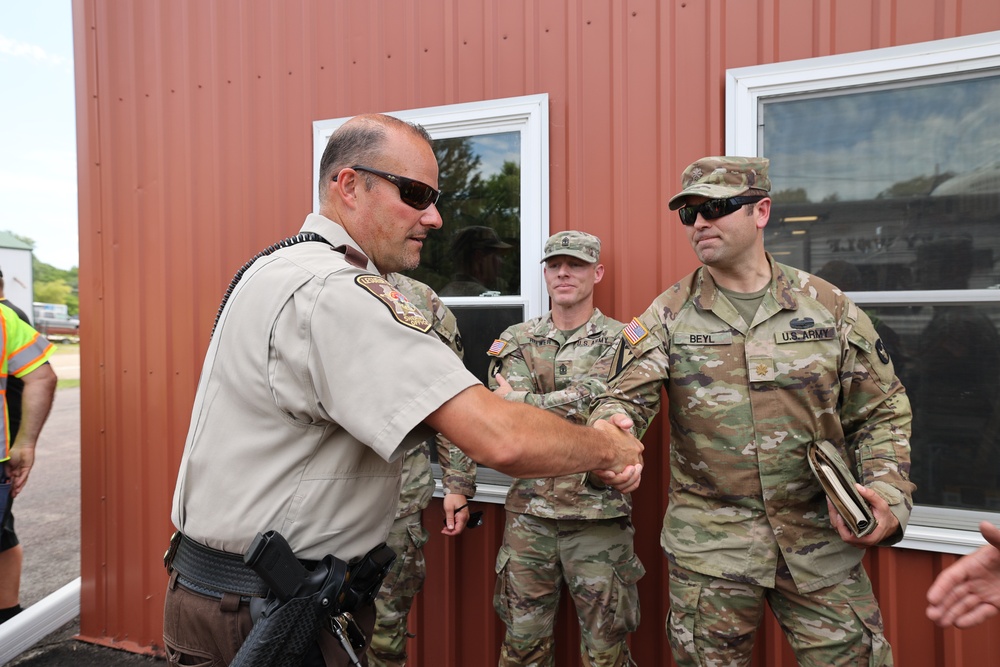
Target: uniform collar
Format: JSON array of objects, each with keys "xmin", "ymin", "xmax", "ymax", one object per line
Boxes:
[
  {"xmin": 535, "ymin": 308, "xmax": 605, "ymax": 342},
  {"xmin": 300, "ymin": 213, "xmax": 375, "ymax": 272},
  {"xmin": 692, "ymin": 253, "xmax": 797, "ymax": 312}
]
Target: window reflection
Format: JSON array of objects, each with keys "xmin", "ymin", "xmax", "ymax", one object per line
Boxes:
[
  {"xmin": 873, "ymin": 302, "xmax": 1000, "ymax": 511},
  {"xmin": 404, "ymin": 132, "xmax": 526, "ymax": 390},
  {"xmin": 407, "ymin": 132, "xmax": 522, "ymax": 297},
  {"xmin": 761, "ymin": 71, "xmax": 1000, "ymax": 512},
  {"xmin": 761, "ymin": 72, "xmax": 1000, "ymax": 291}
]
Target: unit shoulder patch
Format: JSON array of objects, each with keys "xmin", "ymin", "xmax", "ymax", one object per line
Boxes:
[
  {"xmin": 608, "ymin": 340, "xmax": 636, "ymax": 383},
  {"xmin": 355, "ymin": 275, "xmax": 432, "ymax": 333}
]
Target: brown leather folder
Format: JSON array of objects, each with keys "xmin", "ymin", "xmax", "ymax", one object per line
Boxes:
[{"xmin": 808, "ymin": 440, "xmax": 877, "ymax": 538}]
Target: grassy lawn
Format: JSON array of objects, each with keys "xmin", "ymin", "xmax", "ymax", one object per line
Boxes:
[{"xmin": 51, "ymin": 343, "xmax": 80, "ymax": 389}]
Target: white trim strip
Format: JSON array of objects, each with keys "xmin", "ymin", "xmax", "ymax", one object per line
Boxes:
[{"xmin": 0, "ymin": 577, "xmax": 80, "ymax": 665}]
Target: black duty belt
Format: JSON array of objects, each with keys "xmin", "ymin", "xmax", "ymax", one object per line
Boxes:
[{"xmin": 167, "ymin": 533, "xmax": 270, "ymax": 599}]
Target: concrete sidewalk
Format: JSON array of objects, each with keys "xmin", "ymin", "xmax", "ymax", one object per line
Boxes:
[{"xmin": 47, "ymin": 347, "xmax": 80, "ymax": 380}]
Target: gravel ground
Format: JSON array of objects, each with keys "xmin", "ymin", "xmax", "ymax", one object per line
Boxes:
[{"xmin": 8, "ymin": 619, "xmax": 164, "ymax": 666}]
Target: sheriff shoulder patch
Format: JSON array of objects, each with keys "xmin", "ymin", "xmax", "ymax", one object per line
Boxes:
[
  {"xmin": 623, "ymin": 318, "xmax": 649, "ymax": 346},
  {"xmin": 487, "ymin": 339, "xmax": 507, "ymax": 356},
  {"xmin": 355, "ymin": 275, "xmax": 431, "ymax": 333}
]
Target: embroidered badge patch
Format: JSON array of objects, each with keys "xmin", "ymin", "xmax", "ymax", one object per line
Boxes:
[
  {"xmin": 487, "ymin": 339, "xmax": 507, "ymax": 356},
  {"xmin": 608, "ymin": 341, "xmax": 635, "ymax": 383},
  {"xmin": 623, "ymin": 318, "xmax": 649, "ymax": 346},
  {"xmin": 776, "ymin": 327, "xmax": 835, "ymax": 343},
  {"xmin": 875, "ymin": 338, "xmax": 891, "ymax": 365},
  {"xmin": 355, "ymin": 275, "xmax": 431, "ymax": 332},
  {"xmin": 674, "ymin": 331, "xmax": 733, "ymax": 345}
]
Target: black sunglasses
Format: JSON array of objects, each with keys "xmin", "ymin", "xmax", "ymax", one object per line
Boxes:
[
  {"xmin": 336, "ymin": 165, "xmax": 441, "ymax": 210},
  {"xmin": 678, "ymin": 196, "xmax": 765, "ymax": 226}
]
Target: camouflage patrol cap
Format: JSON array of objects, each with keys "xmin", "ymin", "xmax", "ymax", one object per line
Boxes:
[
  {"xmin": 667, "ymin": 156, "xmax": 771, "ymax": 210},
  {"xmin": 541, "ymin": 230, "xmax": 601, "ymax": 264}
]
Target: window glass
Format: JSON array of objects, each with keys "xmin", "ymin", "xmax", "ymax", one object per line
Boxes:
[
  {"xmin": 407, "ymin": 132, "xmax": 522, "ymax": 298},
  {"xmin": 760, "ymin": 72, "xmax": 1000, "ymax": 515},
  {"xmin": 406, "ymin": 133, "xmax": 527, "ymax": 388},
  {"xmin": 761, "ymin": 73, "xmax": 1000, "ymax": 290},
  {"xmin": 729, "ymin": 33, "xmax": 1000, "ymax": 549},
  {"xmin": 876, "ymin": 301, "xmax": 1000, "ymax": 511}
]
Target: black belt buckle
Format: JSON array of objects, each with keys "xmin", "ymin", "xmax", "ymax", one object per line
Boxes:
[{"xmin": 163, "ymin": 531, "xmax": 181, "ymax": 571}]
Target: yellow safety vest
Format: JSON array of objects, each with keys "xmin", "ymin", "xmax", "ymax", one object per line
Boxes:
[{"xmin": 1, "ymin": 303, "xmax": 55, "ymax": 461}]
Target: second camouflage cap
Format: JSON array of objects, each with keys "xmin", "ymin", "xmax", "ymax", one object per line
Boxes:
[
  {"xmin": 668, "ymin": 156, "xmax": 771, "ymax": 210},
  {"xmin": 541, "ymin": 231, "xmax": 601, "ymax": 263}
]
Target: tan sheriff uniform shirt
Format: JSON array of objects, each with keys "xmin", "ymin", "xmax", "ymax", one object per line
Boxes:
[{"xmin": 171, "ymin": 214, "xmax": 479, "ymax": 561}]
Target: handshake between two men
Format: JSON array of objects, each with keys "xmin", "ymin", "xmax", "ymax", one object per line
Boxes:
[{"xmin": 425, "ymin": 383, "xmax": 644, "ymax": 495}]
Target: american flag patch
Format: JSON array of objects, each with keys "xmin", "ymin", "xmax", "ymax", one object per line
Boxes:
[
  {"xmin": 487, "ymin": 339, "xmax": 507, "ymax": 356},
  {"xmin": 623, "ymin": 318, "xmax": 648, "ymax": 346}
]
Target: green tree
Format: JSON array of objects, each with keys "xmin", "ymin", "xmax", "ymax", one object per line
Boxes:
[
  {"xmin": 407, "ymin": 137, "xmax": 485, "ymax": 288},
  {"xmin": 32, "ymin": 257, "xmax": 79, "ymax": 316},
  {"xmin": 472, "ymin": 161, "xmax": 521, "ymax": 293},
  {"xmin": 404, "ymin": 137, "xmax": 522, "ymax": 295},
  {"xmin": 34, "ymin": 280, "xmax": 73, "ymax": 305},
  {"xmin": 877, "ymin": 172, "xmax": 956, "ymax": 198}
]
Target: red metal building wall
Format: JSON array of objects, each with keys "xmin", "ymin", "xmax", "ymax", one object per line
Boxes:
[{"xmin": 72, "ymin": 1, "xmax": 1000, "ymax": 664}]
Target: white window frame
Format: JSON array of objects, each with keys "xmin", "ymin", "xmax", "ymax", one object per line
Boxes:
[
  {"xmin": 313, "ymin": 94, "xmax": 550, "ymax": 503},
  {"xmin": 727, "ymin": 31, "xmax": 1000, "ymax": 555},
  {"xmin": 313, "ymin": 93, "xmax": 550, "ymax": 324}
]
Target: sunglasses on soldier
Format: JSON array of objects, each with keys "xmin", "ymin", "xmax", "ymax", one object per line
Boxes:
[
  {"xmin": 337, "ymin": 165, "xmax": 441, "ymax": 211},
  {"xmin": 678, "ymin": 196, "xmax": 765, "ymax": 226}
]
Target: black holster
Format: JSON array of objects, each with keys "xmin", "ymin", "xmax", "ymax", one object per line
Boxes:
[{"xmin": 230, "ymin": 531, "xmax": 395, "ymax": 667}]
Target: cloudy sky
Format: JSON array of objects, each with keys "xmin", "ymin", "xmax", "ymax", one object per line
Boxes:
[
  {"xmin": 0, "ymin": 1, "xmax": 77, "ymax": 270},
  {"xmin": 763, "ymin": 74, "xmax": 1000, "ymax": 202}
]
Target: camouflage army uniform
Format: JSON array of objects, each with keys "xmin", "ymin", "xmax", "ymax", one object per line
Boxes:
[
  {"xmin": 590, "ymin": 255, "xmax": 914, "ymax": 666},
  {"xmin": 368, "ymin": 273, "xmax": 477, "ymax": 667},
  {"xmin": 487, "ymin": 309, "xmax": 645, "ymax": 667}
]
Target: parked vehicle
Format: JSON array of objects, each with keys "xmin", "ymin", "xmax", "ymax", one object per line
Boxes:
[{"xmin": 32, "ymin": 302, "xmax": 80, "ymax": 341}]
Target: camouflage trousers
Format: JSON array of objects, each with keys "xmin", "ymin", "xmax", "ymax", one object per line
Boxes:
[
  {"xmin": 367, "ymin": 512, "xmax": 429, "ymax": 667},
  {"xmin": 493, "ymin": 512, "xmax": 645, "ymax": 667},
  {"xmin": 666, "ymin": 556, "xmax": 893, "ymax": 667}
]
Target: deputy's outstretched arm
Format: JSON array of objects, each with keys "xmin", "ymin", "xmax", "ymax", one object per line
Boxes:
[{"xmin": 426, "ymin": 384, "xmax": 643, "ymax": 484}]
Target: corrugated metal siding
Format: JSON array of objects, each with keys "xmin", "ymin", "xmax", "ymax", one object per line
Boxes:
[{"xmin": 72, "ymin": 0, "xmax": 1000, "ymax": 663}]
